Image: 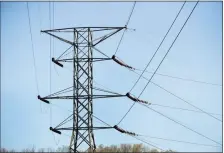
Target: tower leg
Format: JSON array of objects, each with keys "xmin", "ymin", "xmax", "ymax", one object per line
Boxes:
[{"xmin": 70, "ymin": 28, "xmax": 95, "ymax": 153}]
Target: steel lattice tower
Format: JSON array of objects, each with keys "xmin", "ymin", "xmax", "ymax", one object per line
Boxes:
[{"xmin": 38, "ymin": 27, "xmax": 126, "ymax": 152}]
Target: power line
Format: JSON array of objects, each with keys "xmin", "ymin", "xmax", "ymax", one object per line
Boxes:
[
  {"xmin": 94, "ymin": 65, "xmax": 221, "ymax": 117},
  {"xmin": 139, "ymin": 0, "xmax": 194, "ymax": 98},
  {"xmin": 128, "ymin": 68, "xmax": 222, "ymax": 122},
  {"xmin": 126, "ymin": 2, "xmax": 136, "ymax": 26},
  {"xmin": 129, "ymin": 1, "xmax": 186, "ymax": 93},
  {"xmin": 52, "ymin": 2, "xmax": 55, "ymax": 60},
  {"xmin": 126, "ymin": 67, "xmax": 222, "ymax": 122},
  {"xmin": 150, "ymin": 103, "xmax": 221, "ymax": 116},
  {"xmin": 27, "ymin": 2, "xmax": 47, "ymax": 114},
  {"xmin": 131, "ymin": 135, "xmax": 164, "ymax": 151},
  {"xmin": 38, "ymin": 3, "xmax": 42, "ymax": 33},
  {"xmin": 86, "ymin": 63, "xmax": 221, "ymax": 117},
  {"xmin": 117, "ymin": 5, "xmax": 218, "ymax": 147},
  {"xmin": 52, "ymin": 2, "xmax": 59, "ymax": 76},
  {"xmin": 135, "ymin": 69, "xmax": 222, "ymax": 87},
  {"xmin": 48, "ymin": 2, "xmax": 59, "ymax": 146},
  {"xmin": 150, "ymin": 81, "xmax": 222, "ymax": 122},
  {"xmin": 49, "ymin": 1, "xmax": 52, "ymax": 126},
  {"xmin": 138, "ymin": 135, "xmax": 222, "ymax": 148},
  {"xmin": 117, "ymin": 1, "xmax": 187, "ymax": 125},
  {"xmin": 120, "ymin": 1, "xmax": 198, "ymax": 125},
  {"xmin": 141, "ymin": 103, "xmax": 222, "ymax": 146},
  {"xmin": 26, "ymin": 2, "xmax": 40, "ymax": 94},
  {"xmin": 114, "ymin": 2, "xmax": 136, "ymax": 55}
]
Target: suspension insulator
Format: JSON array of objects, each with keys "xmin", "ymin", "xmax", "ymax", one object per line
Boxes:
[
  {"xmin": 114, "ymin": 125, "xmax": 137, "ymax": 136},
  {"xmin": 50, "ymin": 127, "xmax": 61, "ymax": 135},
  {"xmin": 37, "ymin": 95, "xmax": 50, "ymax": 104},
  {"xmin": 126, "ymin": 92, "xmax": 137, "ymax": 102},
  {"xmin": 137, "ymin": 99, "xmax": 151, "ymax": 105},
  {"xmin": 114, "ymin": 125, "xmax": 125, "ymax": 133},
  {"xmin": 52, "ymin": 58, "xmax": 63, "ymax": 67},
  {"xmin": 126, "ymin": 93, "xmax": 151, "ymax": 105},
  {"xmin": 112, "ymin": 55, "xmax": 124, "ymax": 66},
  {"xmin": 112, "ymin": 55, "xmax": 135, "ymax": 70},
  {"xmin": 126, "ymin": 131, "xmax": 137, "ymax": 136}
]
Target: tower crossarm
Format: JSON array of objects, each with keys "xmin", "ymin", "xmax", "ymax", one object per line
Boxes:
[
  {"xmin": 39, "ymin": 94, "xmax": 126, "ymax": 101},
  {"xmin": 55, "ymin": 57, "xmax": 112, "ymax": 63},
  {"xmin": 55, "ymin": 127, "xmax": 113, "ymax": 131}
]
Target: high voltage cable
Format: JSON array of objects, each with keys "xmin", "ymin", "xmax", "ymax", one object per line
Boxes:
[
  {"xmin": 52, "ymin": 2, "xmax": 59, "ymax": 75},
  {"xmin": 131, "ymin": 135, "xmax": 164, "ymax": 151},
  {"xmin": 131, "ymin": 69, "xmax": 222, "ymax": 121},
  {"xmin": 94, "ymin": 67, "xmax": 221, "ymax": 117},
  {"xmin": 135, "ymin": 69, "xmax": 222, "ymax": 87},
  {"xmin": 139, "ymin": 1, "xmax": 198, "ymax": 97},
  {"xmin": 141, "ymin": 103, "xmax": 222, "ymax": 146},
  {"xmin": 26, "ymin": 2, "xmax": 40, "ymax": 94},
  {"xmin": 48, "ymin": 1, "xmax": 59, "ymax": 145},
  {"xmin": 117, "ymin": 1, "xmax": 187, "ymax": 125},
  {"xmin": 27, "ymin": 2, "xmax": 47, "ymax": 114},
  {"xmin": 122, "ymin": 1, "xmax": 198, "ymax": 124},
  {"xmin": 38, "ymin": 3, "xmax": 42, "ymax": 33},
  {"xmin": 126, "ymin": 2, "xmax": 136, "ymax": 26},
  {"xmin": 151, "ymin": 103, "xmax": 221, "ymax": 116},
  {"xmin": 112, "ymin": 54, "xmax": 221, "ymax": 87},
  {"xmin": 37, "ymin": 2, "xmax": 49, "ymax": 114},
  {"xmin": 150, "ymin": 81, "xmax": 222, "ymax": 122},
  {"xmin": 52, "ymin": 2, "xmax": 55, "ymax": 57},
  {"xmin": 92, "ymin": 65, "xmax": 221, "ymax": 117},
  {"xmin": 129, "ymin": 1, "xmax": 186, "ymax": 93},
  {"xmin": 49, "ymin": 1, "xmax": 52, "ymax": 126},
  {"xmin": 114, "ymin": 2, "xmax": 136, "ymax": 55},
  {"xmin": 112, "ymin": 54, "xmax": 222, "ymax": 120},
  {"xmin": 137, "ymin": 135, "xmax": 221, "ymax": 148},
  {"xmin": 117, "ymin": 3, "xmax": 220, "ymax": 145}
]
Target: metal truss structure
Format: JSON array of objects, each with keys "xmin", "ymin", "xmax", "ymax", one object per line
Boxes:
[{"xmin": 38, "ymin": 27, "xmax": 126, "ymax": 152}]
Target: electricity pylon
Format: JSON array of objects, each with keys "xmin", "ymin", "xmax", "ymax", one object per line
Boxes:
[{"xmin": 38, "ymin": 27, "xmax": 126, "ymax": 152}]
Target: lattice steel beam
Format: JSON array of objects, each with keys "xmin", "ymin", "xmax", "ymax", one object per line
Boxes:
[{"xmin": 40, "ymin": 26, "xmax": 125, "ymax": 153}]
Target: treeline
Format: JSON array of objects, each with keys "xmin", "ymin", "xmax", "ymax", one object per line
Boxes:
[{"xmin": 0, "ymin": 144, "xmax": 175, "ymax": 152}]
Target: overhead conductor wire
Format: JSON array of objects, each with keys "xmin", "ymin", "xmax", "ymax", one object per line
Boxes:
[
  {"xmin": 48, "ymin": 1, "xmax": 60, "ymax": 145},
  {"xmin": 118, "ymin": 1, "xmax": 222, "ymax": 146},
  {"xmin": 129, "ymin": 67, "xmax": 222, "ymax": 122},
  {"xmin": 27, "ymin": 2, "xmax": 40, "ymax": 94},
  {"xmin": 118, "ymin": 1, "xmax": 186, "ymax": 125},
  {"xmin": 137, "ymin": 135, "xmax": 221, "ymax": 148},
  {"xmin": 49, "ymin": 1, "xmax": 52, "ymax": 127},
  {"xmin": 52, "ymin": 2, "xmax": 59, "ymax": 76},
  {"xmin": 135, "ymin": 69, "xmax": 222, "ymax": 87},
  {"xmin": 114, "ymin": 1, "xmax": 136, "ymax": 55},
  {"xmin": 27, "ymin": 2, "xmax": 46, "ymax": 113}
]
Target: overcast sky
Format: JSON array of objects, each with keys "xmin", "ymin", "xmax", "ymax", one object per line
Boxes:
[{"xmin": 1, "ymin": 1, "xmax": 222, "ymax": 152}]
